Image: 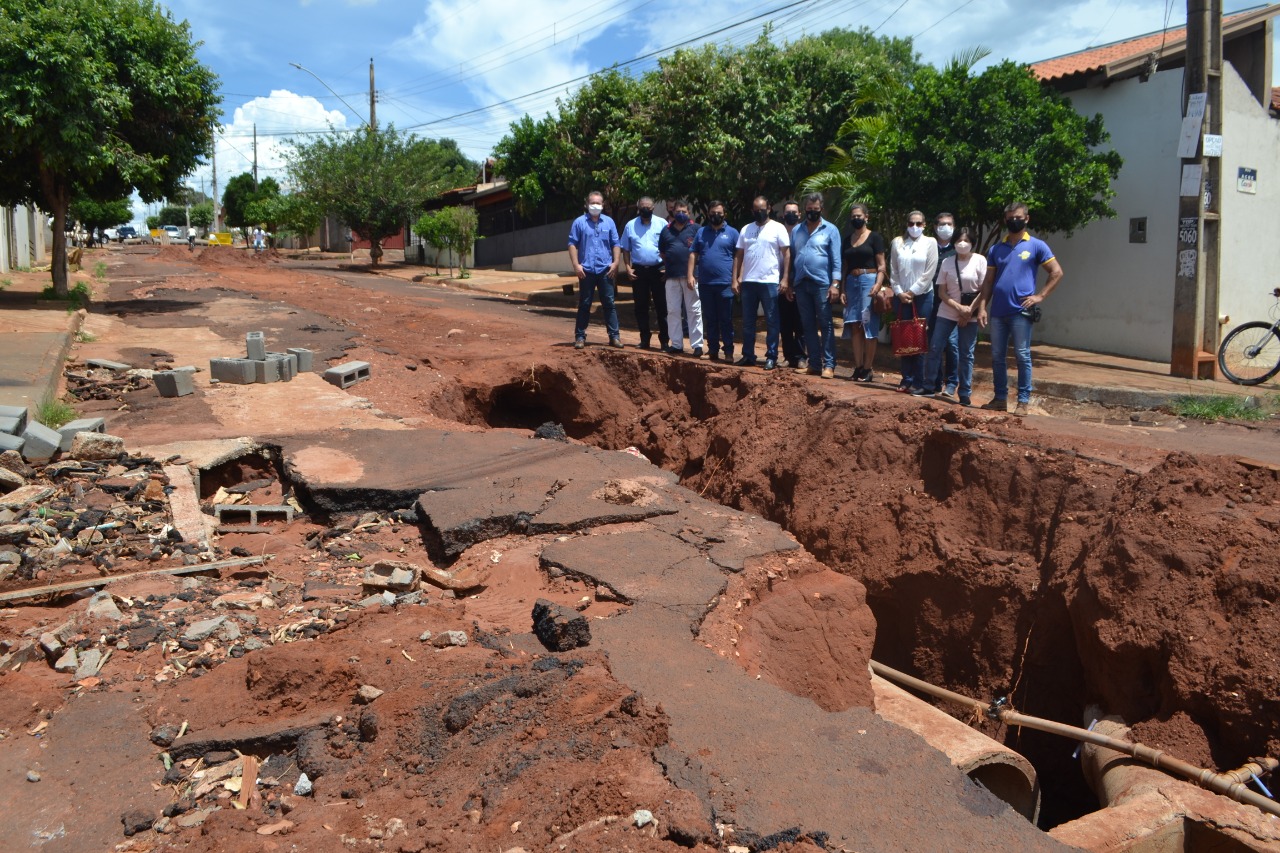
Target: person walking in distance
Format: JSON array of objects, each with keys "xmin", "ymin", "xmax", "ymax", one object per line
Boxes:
[
  {"xmin": 889, "ymin": 210, "xmax": 938, "ymax": 393},
  {"xmin": 659, "ymin": 199, "xmax": 703, "ymax": 356},
  {"xmin": 839, "ymin": 203, "xmax": 887, "ymax": 382},
  {"xmin": 688, "ymin": 201, "xmax": 739, "ymax": 362},
  {"xmin": 790, "ymin": 192, "xmax": 843, "ymax": 379},
  {"xmin": 567, "ymin": 191, "xmax": 623, "ymax": 349},
  {"xmin": 732, "ymin": 196, "xmax": 790, "ymax": 370},
  {"xmin": 778, "ymin": 201, "xmax": 807, "ymax": 369},
  {"xmin": 620, "ymin": 196, "xmax": 669, "ymax": 350},
  {"xmin": 975, "ymin": 202, "xmax": 1063, "ymax": 416}
]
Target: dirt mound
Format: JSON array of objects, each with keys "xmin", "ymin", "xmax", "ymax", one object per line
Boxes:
[{"xmin": 145, "ymin": 244, "xmax": 280, "ymax": 268}]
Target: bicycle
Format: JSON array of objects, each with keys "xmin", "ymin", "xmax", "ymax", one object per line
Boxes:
[{"xmin": 1218, "ymin": 287, "xmax": 1280, "ymax": 385}]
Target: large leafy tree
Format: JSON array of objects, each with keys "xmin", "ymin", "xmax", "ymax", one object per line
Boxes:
[
  {"xmin": 222, "ymin": 173, "xmax": 280, "ymax": 231},
  {"xmin": 286, "ymin": 126, "xmax": 474, "ymax": 265},
  {"xmin": 69, "ymin": 196, "xmax": 134, "ymax": 236},
  {"xmin": 0, "ymin": 0, "xmax": 219, "ymax": 294},
  {"xmin": 805, "ymin": 54, "xmax": 1123, "ymax": 247}
]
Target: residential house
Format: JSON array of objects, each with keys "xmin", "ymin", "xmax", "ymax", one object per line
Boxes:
[
  {"xmin": 1028, "ymin": 4, "xmax": 1280, "ymax": 363},
  {"xmin": 0, "ymin": 204, "xmax": 47, "ymax": 273}
]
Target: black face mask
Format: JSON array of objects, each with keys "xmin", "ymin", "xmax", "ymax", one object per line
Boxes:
[
  {"xmin": 708, "ymin": 213, "xmax": 725, "ymax": 226},
  {"xmin": 849, "ymin": 217, "xmax": 866, "ymax": 229},
  {"xmin": 783, "ymin": 212, "xmax": 800, "ymax": 226},
  {"xmin": 639, "ymin": 208, "xmax": 653, "ymax": 219},
  {"xmin": 805, "ymin": 210, "xmax": 822, "ymax": 222},
  {"xmin": 1006, "ymin": 217, "xmax": 1027, "ymax": 232},
  {"xmin": 754, "ymin": 209, "xmax": 770, "ymax": 223}
]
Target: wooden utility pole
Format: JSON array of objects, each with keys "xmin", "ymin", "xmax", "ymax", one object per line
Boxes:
[
  {"xmin": 252, "ymin": 124, "xmax": 259, "ymax": 189},
  {"xmin": 212, "ymin": 141, "xmax": 220, "ymax": 232},
  {"xmin": 1170, "ymin": 0, "xmax": 1223, "ymax": 379},
  {"xmin": 369, "ymin": 58, "xmax": 377, "ymax": 131}
]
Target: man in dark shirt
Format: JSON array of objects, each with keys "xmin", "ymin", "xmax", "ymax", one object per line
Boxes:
[
  {"xmin": 688, "ymin": 201, "xmax": 739, "ymax": 361},
  {"xmin": 779, "ymin": 200, "xmax": 807, "ymax": 368},
  {"xmin": 658, "ymin": 199, "xmax": 703, "ymax": 356}
]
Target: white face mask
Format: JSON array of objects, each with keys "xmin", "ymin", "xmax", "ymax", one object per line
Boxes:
[
  {"xmin": 587, "ymin": 204, "xmax": 603, "ymax": 215},
  {"xmin": 906, "ymin": 225, "xmax": 924, "ymax": 239},
  {"xmin": 955, "ymin": 241, "xmax": 972, "ymax": 255},
  {"xmin": 936, "ymin": 225, "xmax": 954, "ymax": 241}
]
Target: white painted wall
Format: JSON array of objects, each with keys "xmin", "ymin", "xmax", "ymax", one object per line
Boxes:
[
  {"xmin": 1040, "ymin": 63, "xmax": 1280, "ymax": 362},
  {"xmin": 0, "ymin": 204, "xmax": 46, "ymax": 273}
]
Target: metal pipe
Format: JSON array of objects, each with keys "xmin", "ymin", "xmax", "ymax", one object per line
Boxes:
[{"xmin": 869, "ymin": 659, "xmax": 1280, "ymax": 820}]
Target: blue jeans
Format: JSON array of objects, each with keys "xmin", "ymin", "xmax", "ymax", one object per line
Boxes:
[
  {"xmin": 925, "ymin": 317, "xmax": 978, "ymax": 400},
  {"xmin": 794, "ymin": 278, "xmax": 836, "ymax": 370},
  {"xmin": 575, "ymin": 270, "xmax": 619, "ymax": 341},
  {"xmin": 895, "ymin": 290, "xmax": 933, "ymax": 389},
  {"xmin": 740, "ymin": 281, "xmax": 780, "ymax": 362},
  {"xmin": 926, "ymin": 295, "xmax": 959, "ymax": 393},
  {"xmin": 989, "ymin": 312, "xmax": 1034, "ymax": 403},
  {"xmin": 699, "ymin": 283, "xmax": 735, "ymax": 357}
]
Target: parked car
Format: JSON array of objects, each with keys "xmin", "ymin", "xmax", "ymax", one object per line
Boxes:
[
  {"xmin": 162, "ymin": 224, "xmax": 182, "ymax": 242},
  {"xmin": 116, "ymin": 225, "xmax": 137, "ymax": 242}
]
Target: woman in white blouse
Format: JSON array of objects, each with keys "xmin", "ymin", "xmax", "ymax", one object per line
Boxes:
[
  {"xmin": 888, "ymin": 210, "xmax": 938, "ymax": 393},
  {"xmin": 924, "ymin": 226, "xmax": 987, "ymax": 406}
]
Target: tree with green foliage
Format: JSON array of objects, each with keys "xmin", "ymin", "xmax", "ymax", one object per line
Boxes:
[
  {"xmin": 70, "ymin": 196, "xmax": 133, "ymax": 237},
  {"xmin": 493, "ymin": 28, "xmax": 919, "ymax": 220},
  {"xmin": 413, "ymin": 205, "xmax": 479, "ymax": 276},
  {"xmin": 0, "ymin": 0, "xmax": 220, "ymax": 295},
  {"xmin": 286, "ymin": 127, "xmax": 474, "ymax": 265},
  {"xmin": 189, "ymin": 201, "xmax": 214, "ymax": 231},
  {"xmin": 157, "ymin": 204, "xmax": 188, "ymax": 227},
  {"xmin": 804, "ymin": 52, "xmax": 1122, "ymax": 247},
  {"xmin": 258, "ymin": 193, "xmax": 324, "ymax": 248},
  {"xmin": 145, "ymin": 214, "xmax": 160, "ymax": 230},
  {"xmin": 222, "ymin": 173, "xmax": 280, "ymax": 231}
]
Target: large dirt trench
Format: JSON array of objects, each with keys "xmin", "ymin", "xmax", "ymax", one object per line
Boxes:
[{"xmin": 435, "ymin": 349, "xmax": 1280, "ymax": 828}]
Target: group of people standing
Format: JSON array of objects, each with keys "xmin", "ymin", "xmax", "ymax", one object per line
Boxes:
[{"xmin": 567, "ymin": 192, "xmax": 1062, "ymax": 416}]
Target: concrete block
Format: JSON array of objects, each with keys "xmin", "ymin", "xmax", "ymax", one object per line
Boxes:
[
  {"xmin": 246, "ymin": 331, "xmax": 267, "ymax": 361},
  {"xmin": 70, "ymin": 432, "xmax": 125, "ymax": 461},
  {"xmin": 287, "ymin": 348, "xmax": 314, "ymax": 372},
  {"xmin": 86, "ymin": 358, "xmax": 131, "ymax": 372},
  {"xmin": 0, "ymin": 406, "xmax": 27, "ymax": 434},
  {"xmin": 0, "ymin": 433, "xmax": 23, "ymax": 453},
  {"xmin": 20, "ymin": 421, "xmax": 62, "ymax": 462},
  {"xmin": 57, "ymin": 417, "xmax": 106, "ymax": 451},
  {"xmin": 253, "ymin": 358, "xmax": 280, "ymax": 384},
  {"xmin": 323, "ymin": 360, "xmax": 371, "ymax": 389},
  {"xmin": 154, "ymin": 370, "xmax": 195, "ymax": 397},
  {"xmin": 214, "ymin": 503, "xmax": 296, "ymax": 532},
  {"xmin": 267, "ymin": 352, "xmax": 295, "ymax": 382},
  {"xmin": 0, "ymin": 417, "xmax": 20, "ymax": 436},
  {"xmin": 209, "ymin": 358, "xmax": 256, "ymax": 385}
]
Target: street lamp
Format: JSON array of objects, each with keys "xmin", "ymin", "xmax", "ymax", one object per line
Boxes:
[{"xmin": 289, "ymin": 62, "xmax": 370, "ymax": 129}]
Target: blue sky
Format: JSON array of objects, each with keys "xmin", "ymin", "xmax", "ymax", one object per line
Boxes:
[{"xmin": 146, "ymin": 0, "xmax": 1275, "ymax": 224}]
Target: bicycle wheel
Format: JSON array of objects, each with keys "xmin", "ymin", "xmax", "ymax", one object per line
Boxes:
[{"xmin": 1218, "ymin": 321, "xmax": 1280, "ymax": 385}]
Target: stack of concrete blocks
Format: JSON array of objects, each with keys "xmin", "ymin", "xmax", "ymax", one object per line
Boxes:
[
  {"xmin": 0, "ymin": 406, "xmax": 100, "ymax": 462},
  {"xmin": 0, "ymin": 405, "xmax": 28, "ymax": 453},
  {"xmin": 209, "ymin": 332, "xmax": 315, "ymax": 386}
]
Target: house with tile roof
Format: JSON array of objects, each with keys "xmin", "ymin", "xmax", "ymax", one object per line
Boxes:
[{"xmin": 1026, "ymin": 4, "xmax": 1279, "ymax": 363}]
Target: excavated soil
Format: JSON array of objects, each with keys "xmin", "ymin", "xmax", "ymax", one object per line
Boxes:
[{"xmin": 3, "ymin": 248, "xmax": 1277, "ymax": 852}]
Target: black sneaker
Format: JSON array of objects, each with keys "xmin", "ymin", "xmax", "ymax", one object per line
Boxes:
[
  {"xmin": 574, "ymin": 339, "xmax": 586, "ymax": 350},
  {"xmin": 666, "ymin": 346, "xmax": 684, "ymax": 355},
  {"xmin": 854, "ymin": 369, "xmax": 874, "ymax": 383},
  {"xmin": 733, "ymin": 356, "xmax": 757, "ymax": 367},
  {"xmin": 693, "ymin": 347, "xmax": 704, "ymax": 358}
]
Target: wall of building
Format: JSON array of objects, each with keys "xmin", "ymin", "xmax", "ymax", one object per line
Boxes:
[
  {"xmin": 475, "ymin": 218, "xmax": 573, "ymax": 268},
  {"xmin": 0, "ymin": 204, "xmax": 46, "ymax": 273}
]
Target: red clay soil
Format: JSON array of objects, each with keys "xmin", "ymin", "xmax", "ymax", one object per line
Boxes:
[{"xmin": 3, "ymin": 247, "xmax": 1275, "ymax": 851}]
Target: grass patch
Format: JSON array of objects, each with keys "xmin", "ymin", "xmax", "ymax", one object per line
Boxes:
[
  {"xmin": 93, "ymin": 261, "xmax": 107, "ymax": 279},
  {"xmin": 36, "ymin": 396, "xmax": 77, "ymax": 429},
  {"xmin": 40, "ymin": 281, "xmax": 92, "ymax": 310},
  {"xmin": 74, "ymin": 330, "xmax": 97, "ymax": 343},
  {"xmin": 1173, "ymin": 395, "xmax": 1269, "ymax": 421},
  {"xmin": 0, "ymin": 278, "xmax": 11, "ymax": 290}
]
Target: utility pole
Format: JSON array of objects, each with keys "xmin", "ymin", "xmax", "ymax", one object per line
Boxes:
[
  {"xmin": 252, "ymin": 124, "xmax": 259, "ymax": 189},
  {"xmin": 212, "ymin": 140, "xmax": 220, "ymax": 232},
  {"xmin": 369, "ymin": 58, "xmax": 377, "ymax": 131},
  {"xmin": 1170, "ymin": 0, "xmax": 1223, "ymax": 378}
]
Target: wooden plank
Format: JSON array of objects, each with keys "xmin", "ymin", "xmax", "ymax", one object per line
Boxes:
[{"xmin": 0, "ymin": 555, "xmax": 271, "ymax": 603}]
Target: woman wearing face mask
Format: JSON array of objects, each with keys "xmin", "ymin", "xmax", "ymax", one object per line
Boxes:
[
  {"xmin": 923, "ymin": 226, "xmax": 986, "ymax": 406},
  {"xmin": 887, "ymin": 210, "xmax": 938, "ymax": 393},
  {"xmin": 839, "ymin": 203, "xmax": 886, "ymax": 382}
]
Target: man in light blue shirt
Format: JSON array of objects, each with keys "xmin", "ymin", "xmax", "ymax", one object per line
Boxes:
[
  {"xmin": 567, "ymin": 190, "xmax": 622, "ymax": 349},
  {"xmin": 789, "ymin": 192, "xmax": 843, "ymax": 377},
  {"xmin": 620, "ymin": 196, "xmax": 668, "ymax": 350}
]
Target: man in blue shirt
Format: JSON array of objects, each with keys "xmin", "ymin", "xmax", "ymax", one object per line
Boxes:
[
  {"xmin": 658, "ymin": 199, "xmax": 703, "ymax": 356},
  {"xmin": 567, "ymin": 190, "xmax": 623, "ymax": 349},
  {"xmin": 688, "ymin": 201, "xmax": 739, "ymax": 362},
  {"xmin": 976, "ymin": 202, "xmax": 1064, "ymax": 416},
  {"xmin": 620, "ymin": 196, "xmax": 668, "ymax": 350},
  {"xmin": 789, "ymin": 192, "xmax": 843, "ymax": 378}
]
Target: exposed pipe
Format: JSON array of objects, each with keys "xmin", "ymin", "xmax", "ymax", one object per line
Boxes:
[{"xmin": 869, "ymin": 660, "xmax": 1280, "ymax": 820}]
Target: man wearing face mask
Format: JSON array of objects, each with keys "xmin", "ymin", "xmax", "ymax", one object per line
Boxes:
[
  {"xmin": 688, "ymin": 201, "xmax": 739, "ymax": 362},
  {"xmin": 658, "ymin": 199, "xmax": 703, "ymax": 356},
  {"xmin": 620, "ymin": 196, "xmax": 669, "ymax": 350},
  {"xmin": 789, "ymin": 192, "xmax": 843, "ymax": 379},
  {"xmin": 778, "ymin": 200, "xmax": 807, "ymax": 369},
  {"xmin": 923, "ymin": 212, "xmax": 959, "ymax": 396},
  {"xmin": 567, "ymin": 190, "xmax": 623, "ymax": 349},
  {"xmin": 732, "ymin": 196, "xmax": 790, "ymax": 370},
  {"xmin": 975, "ymin": 202, "xmax": 1064, "ymax": 416}
]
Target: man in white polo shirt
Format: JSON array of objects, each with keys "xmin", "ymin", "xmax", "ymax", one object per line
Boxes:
[{"xmin": 732, "ymin": 195, "xmax": 790, "ymax": 370}]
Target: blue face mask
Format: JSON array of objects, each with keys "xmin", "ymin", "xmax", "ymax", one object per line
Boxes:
[{"xmin": 674, "ymin": 212, "xmax": 689, "ymax": 224}]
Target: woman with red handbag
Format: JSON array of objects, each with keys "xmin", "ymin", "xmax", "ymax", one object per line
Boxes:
[{"xmin": 887, "ymin": 210, "xmax": 938, "ymax": 393}]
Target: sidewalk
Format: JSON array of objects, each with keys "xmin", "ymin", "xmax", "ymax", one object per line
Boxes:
[
  {"xmin": 0, "ymin": 271, "xmax": 87, "ymax": 417},
  {"xmin": 375, "ymin": 262, "xmax": 1274, "ymax": 411}
]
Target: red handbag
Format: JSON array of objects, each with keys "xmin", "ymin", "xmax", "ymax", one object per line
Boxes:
[{"xmin": 890, "ymin": 303, "xmax": 928, "ymax": 356}]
